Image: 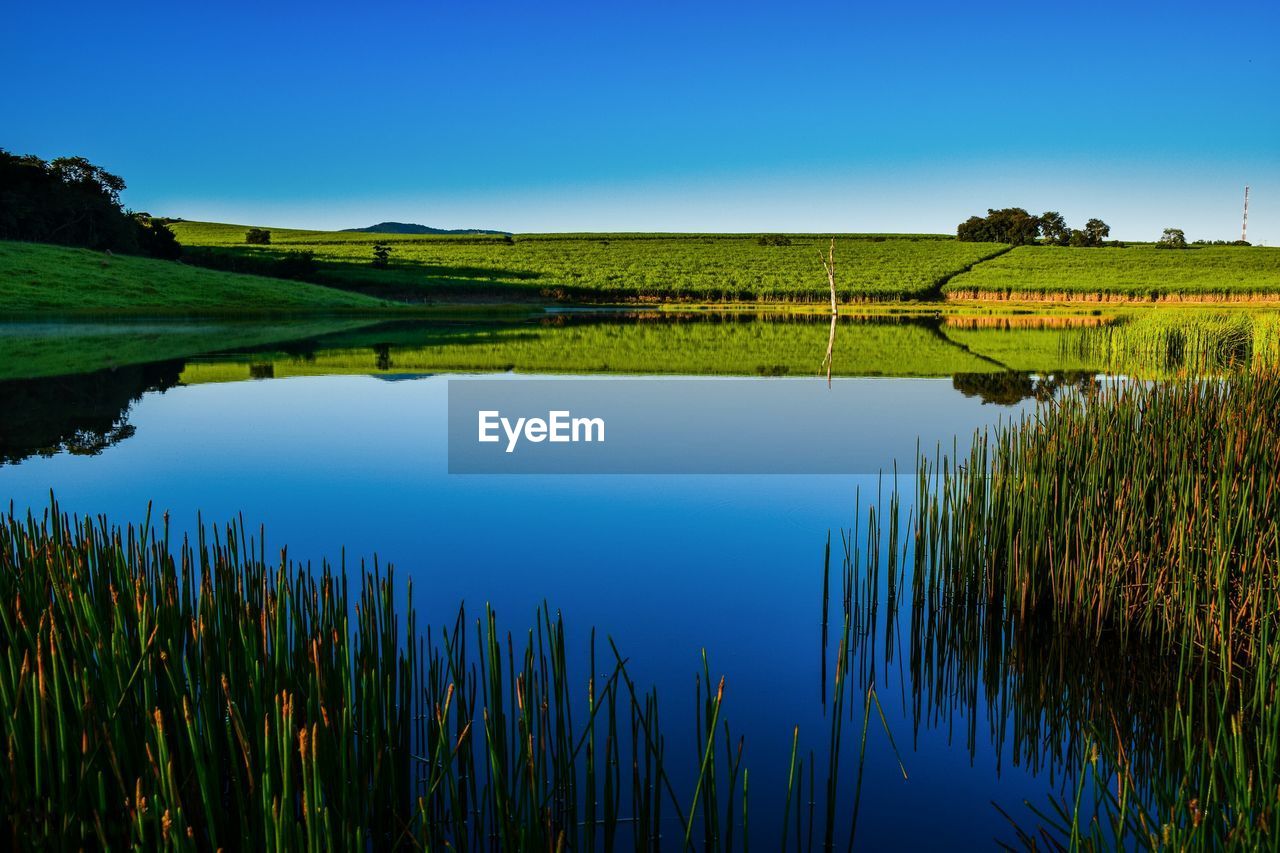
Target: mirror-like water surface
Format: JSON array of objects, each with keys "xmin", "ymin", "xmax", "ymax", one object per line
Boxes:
[{"xmin": 2, "ymin": 310, "xmax": 1274, "ymax": 847}]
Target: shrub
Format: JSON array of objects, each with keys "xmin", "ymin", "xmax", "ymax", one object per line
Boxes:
[
  {"xmin": 245, "ymin": 228, "xmax": 271, "ymax": 245},
  {"xmin": 276, "ymin": 250, "xmax": 317, "ymax": 279},
  {"xmin": 757, "ymin": 234, "xmax": 793, "ymax": 247},
  {"xmin": 134, "ymin": 217, "xmax": 182, "ymax": 260}
]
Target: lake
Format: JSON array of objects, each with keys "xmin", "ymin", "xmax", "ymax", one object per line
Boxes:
[{"xmin": 0, "ymin": 311, "xmax": 1167, "ymax": 847}]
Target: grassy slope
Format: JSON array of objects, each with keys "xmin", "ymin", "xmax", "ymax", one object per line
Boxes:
[
  {"xmin": 944, "ymin": 245, "xmax": 1280, "ymax": 299},
  {"xmin": 0, "ymin": 241, "xmax": 398, "ymax": 315},
  {"xmin": 169, "ymin": 221, "xmax": 1006, "ymax": 302}
]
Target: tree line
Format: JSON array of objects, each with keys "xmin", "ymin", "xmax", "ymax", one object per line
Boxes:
[
  {"xmin": 957, "ymin": 208, "xmax": 1111, "ymax": 247},
  {"xmin": 0, "ymin": 149, "xmax": 398, "ymax": 277},
  {"xmin": 0, "ymin": 149, "xmax": 180, "ymax": 259}
]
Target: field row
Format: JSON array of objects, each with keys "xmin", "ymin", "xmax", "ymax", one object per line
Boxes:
[
  {"xmin": 171, "ymin": 222, "xmax": 1280, "ymax": 303},
  {"xmin": 945, "ymin": 245, "xmax": 1280, "ymax": 299},
  {"xmin": 170, "ymin": 222, "xmax": 1007, "ymax": 301}
]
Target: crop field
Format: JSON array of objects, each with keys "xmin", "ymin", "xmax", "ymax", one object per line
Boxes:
[
  {"xmin": 169, "ymin": 221, "xmax": 1008, "ymax": 302},
  {"xmin": 944, "ymin": 245, "xmax": 1280, "ymax": 300},
  {"xmin": 0, "ymin": 241, "xmax": 396, "ymax": 316}
]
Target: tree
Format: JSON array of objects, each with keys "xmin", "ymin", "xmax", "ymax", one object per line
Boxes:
[
  {"xmin": 134, "ymin": 215, "xmax": 182, "ymax": 260},
  {"xmin": 1039, "ymin": 211, "xmax": 1069, "ymax": 246},
  {"xmin": 0, "ymin": 149, "xmax": 186, "ymax": 257},
  {"xmin": 1083, "ymin": 218, "xmax": 1110, "ymax": 247},
  {"xmin": 1156, "ymin": 228, "xmax": 1187, "ymax": 249},
  {"xmin": 245, "ymin": 228, "xmax": 271, "ymax": 245},
  {"xmin": 956, "ymin": 208, "xmax": 1040, "ymax": 245},
  {"xmin": 372, "ymin": 243, "xmax": 393, "ymax": 268},
  {"xmin": 957, "ymin": 216, "xmax": 996, "ymax": 242}
]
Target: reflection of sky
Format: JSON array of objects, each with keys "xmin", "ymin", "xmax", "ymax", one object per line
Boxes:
[{"xmin": 1, "ymin": 374, "xmax": 1068, "ymax": 846}]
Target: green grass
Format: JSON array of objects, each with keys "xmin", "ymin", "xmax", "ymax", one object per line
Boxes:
[
  {"xmin": 944, "ymin": 245, "xmax": 1280, "ymax": 300},
  {"xmin": 0, "ymin": 241, "xmax": 401, "ymax": 316},
  {"xmin": 170, "ymin": 221, "xmax": 1008, "ymax": 302}
]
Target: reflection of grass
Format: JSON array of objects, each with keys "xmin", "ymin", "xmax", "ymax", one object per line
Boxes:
[
  {"xmin": 0, "ymin": 241, "xmax": 399, "ymax": 315},
  {"xmin": 945, "ymin": 245, "xmax": 1280, "ymax": 300},
  {"xmin": 0, "ymin": 319, "xmax": 377, "ymax": 380},
  {"xmin": 170, "ymin": 221, "xmax": 1008, "ymax": 302},
  {"xmin": 179, "ymin": 315, "xmax": 1055, "ymax": 384}
]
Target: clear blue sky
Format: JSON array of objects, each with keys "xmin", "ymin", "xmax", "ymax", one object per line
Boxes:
[{"xmin": 5, "ymin": 1, "xmax": 1277, "ymax": 241}]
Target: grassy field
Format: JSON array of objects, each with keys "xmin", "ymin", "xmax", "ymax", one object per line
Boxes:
[
  {"xmin": 944, "ymin": 245, "xmax": 1280, "ymax": 301},
  {"xmin": 0, "ymin": 241, "xmax": 400, "ymax": 316},
  {"xmin": 169, "ymin": 221, "xmax": 1008, "ymax": 302}
]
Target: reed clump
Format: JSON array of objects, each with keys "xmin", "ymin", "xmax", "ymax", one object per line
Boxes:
[
  {"xmin": 909, "ymin": 368, "xmax": 1280, "ymax": 848},
  {"xmin": 0, "ymin": 500, "xmax": 899, "ymax": 850}
]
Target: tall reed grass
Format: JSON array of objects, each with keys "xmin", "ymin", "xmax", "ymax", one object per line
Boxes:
[
  {"xmin": 900, "ymin": 368, "xmax": 1280, "ymax": 848},
  {"xmin": 0, "ymin": 500, "xmax": 901, "ymax": 849}
]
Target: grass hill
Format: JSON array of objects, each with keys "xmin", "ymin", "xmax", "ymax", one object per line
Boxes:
[
  {"xmin": 342, "ymin": 222, "xmax": 510, "ymax": 236},
  {"xmin": 0, "ymin": 241, "xmax": 400, "ymax": 316}
]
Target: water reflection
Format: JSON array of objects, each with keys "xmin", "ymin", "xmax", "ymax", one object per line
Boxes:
[{"xmin": 0, "ymin": 361, "xmax": 182, "ymax": 464}]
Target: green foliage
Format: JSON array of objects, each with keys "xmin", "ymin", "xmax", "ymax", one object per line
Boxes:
[
  {"xmin": 1083, "ymin": 217, "xmax": 1110, "ymax": 246},
  {"xmin": 0, "ymin": 149, "xmax": 180, "ymax": 259},
  {"xmin": 1038, "ymin": 211, "xmax": 1069, "ymax": 246},
  {"xmin": 757, "ymin": 234, "xmax": 793, "ymax": 246},
  {"xmin": 1156, "ymin": 227, "xmax": 1188, "ymax": 249},
  {"xmin": 0, "ymin": 241, "xmax": 396, "ymax": 315},
  {"xmin": 957, "ymin": 208, "xmax": 1041, "ymax": 245},
  {"xmin": 245, "ymin": 228, "xmax": 271, "ymax": 245},
  {"xmin": 370, "ymin": 242, "xmax": 393, "ymax": 268}
]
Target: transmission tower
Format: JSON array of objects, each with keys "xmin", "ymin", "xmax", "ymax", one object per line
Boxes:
[{"xmin": 1242, "ymin": 186, "xmax": 1250, "ymax": 243}]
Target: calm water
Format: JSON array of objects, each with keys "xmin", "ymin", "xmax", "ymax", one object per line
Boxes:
[{"xmin": 0, "ymin": 313, "xmax": 1120, "ymax": 848}]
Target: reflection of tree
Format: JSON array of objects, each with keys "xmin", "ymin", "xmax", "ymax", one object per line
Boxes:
[
  {"xmin": 0, "ymin": 361, "xmax": 181, "ymax": 464},
  {"xmin": 952, "ymin": 371, "xmax": 1099, "ymax": 405}
]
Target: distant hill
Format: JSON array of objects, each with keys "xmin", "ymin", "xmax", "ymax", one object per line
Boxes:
[{"xmin": 342, "ymin": 222, "xmax": 510, "ymax": 236}]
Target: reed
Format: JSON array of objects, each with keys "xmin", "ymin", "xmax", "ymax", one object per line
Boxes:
[
  {"xmin": 898, "ymin": 368, "xmax": 1280, "ymax": 848},
  {"xmin": 0, "ymin": 498, "xmax": 905, "ymax": 850}
]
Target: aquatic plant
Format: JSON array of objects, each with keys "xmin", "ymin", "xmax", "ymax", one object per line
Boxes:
[
  {"xmin": 900, "ymin": 369, "xmax": 1280, "ymax": 848},
  {"xmin": 0, "ymin": 499, "xmax": 900, "ymax": 849}
]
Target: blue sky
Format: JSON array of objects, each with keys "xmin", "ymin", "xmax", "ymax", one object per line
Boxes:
[{"xmin": 5, "ymin": 1, "xmax": 1276, "ymax": 240}]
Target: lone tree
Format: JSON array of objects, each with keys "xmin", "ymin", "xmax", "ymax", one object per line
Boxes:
[
  {"xmin": 371, "ymin": 243, "xmax": 393, "ymax": 268},
  {"xmin": 1083, "ymin": 218, "xmax": 1110, "ymax": 246},
  {"xmin": 245, "ymin": 228, "xmax": 271, "ymax": 245},
  {"xmin": 1039, "ymin": 211, "xmax": 1069, "ymax": 246},
  {"xmin": 1156, "ymin": 227, "xmax": 1188, "ymax": 249}
]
